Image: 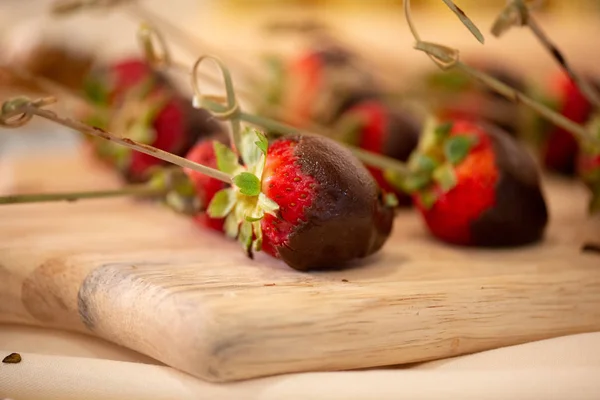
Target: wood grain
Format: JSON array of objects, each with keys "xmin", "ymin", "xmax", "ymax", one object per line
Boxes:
[{"xmin": 0, "ymin": 150, "xmax": 599, "ymax": 382}]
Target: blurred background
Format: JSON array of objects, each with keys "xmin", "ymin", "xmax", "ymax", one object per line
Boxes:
[{"xmin": 1, "ymin": 0, "xmax": 600, "ymax": 158}]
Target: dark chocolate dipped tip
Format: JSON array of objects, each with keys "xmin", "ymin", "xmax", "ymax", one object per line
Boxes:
[
  {"xmin": 313, "ymin": 42, "xmax": 355, "ymax": 66},
  {"xmin": 384, "ymin": 106, "xmax": 422, "ymax": 163},
  {"xmin": 179, "ymin": 97, "xmax": 225, "ymax": 152},
  {"xmin": 470, "ymin": 123, "xmax": 549, "ymax": 247},
  {"xmin": 275, "ymin": 135, "xmax": 394, "ymax": 271}
]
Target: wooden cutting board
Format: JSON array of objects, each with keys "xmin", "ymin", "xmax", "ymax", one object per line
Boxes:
[{"xmin": 1, "ymin": 148, "xmax": 599, "ymax": 383}]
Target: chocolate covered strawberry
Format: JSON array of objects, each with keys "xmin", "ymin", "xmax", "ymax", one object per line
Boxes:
[
  {"xmin": 423, "ymin": 63, "xmax": 525, "ymax": 137},
  {"xmin": 393, "ymin": 118, "xmax": 548, "ymax": 247},
  {"xmin": 259, "ymin": 43, "xmax": 378, "ymax": 129},
  {"xmin": 333, "ymin": 100, "xmax": 421, "ymax": 205},
  {"xmin": 206, "ymin": 128, "xmax": 395, "ymax": 271},
  {"xmin": 532, "ymin": 71, "xmax": 600, "ymax": 175},
  {"xmin": 81, "ymin": 57, "xmax": 223, "ymax": 183}
]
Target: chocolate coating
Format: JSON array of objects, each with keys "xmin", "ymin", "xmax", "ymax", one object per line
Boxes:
[
  {"xmin": 384, "ymin": 107, "xmax": 421, "ymax": 162},
  {"xmin": 275, "ymin": 136, "xmax": 395, "ymax": 271},
  {"xmin": 470, "ymin": 123, "xmax": 549, "ymax": 247}
]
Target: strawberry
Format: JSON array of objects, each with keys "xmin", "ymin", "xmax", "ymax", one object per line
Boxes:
[
  {"xmin": 260, "ymin": 43, "xmax": 378, "ymax": 129},
  {"xmin": 536, "ymin": 71, "xmax": 599, "ymax": 175},
  {"xmin": 206, "ymin": 128, "xmax": 395, "ymax": 271},
  {"xmin": 424, "ymin": 63, "xmax": 524, "ymax": 137},
  {"xmin": 81, "ymin": 57, "xmax": 162, "ymax": 107},
  {"xmin": 333, "ymin": 100, "xmax": 421, "ymax": 206},
  {"xmin": 81, "ymin": 57, "xmax": 223, "ymax": 183},
  {"xmin": 393, "ymin": 118, "xmax": 548, "ymax": 247},
  {"xmin": 183, "ymin": 138, "xmax": 229, "ymax": 232}
]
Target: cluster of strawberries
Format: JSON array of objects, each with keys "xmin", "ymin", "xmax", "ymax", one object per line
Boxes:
[
  {"xmin": 71, "ymin": 41, "xmax": 597, "ymax": 271},
  {"xmin": 78, "ymin": 55, "xmax": 394, "ymax": 271},
  {"xmin": 258, "ymin": 45, "xmax": 550, "ymax": 245}
]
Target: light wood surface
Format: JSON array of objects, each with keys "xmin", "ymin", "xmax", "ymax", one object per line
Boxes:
[{"xmin": 0, "ymin": 147, "xmax": 599, "ymax": 382}]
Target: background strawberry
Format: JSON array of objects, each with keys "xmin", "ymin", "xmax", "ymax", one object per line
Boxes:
[
  {"xmin": 396, "ymin": 118, "xmax": 548, "ymax": 247},
  {"xmin": 536, "ymin": 71, "xmax": 600, "ymax": 175},
  {"xmin": 422, "ymin": 63, "xmax": 525, "ymax": 137},
  {"xmin": 334, "ymin": 100, "xmax": 421, "ymax": 206},
  {"xmin": 183, "ymin": 137, "xmax": 230, "ymax": 232},
  {"xmin": 259, "ymin": 43, "xmax": 378, "ymax": 130},
  {"xmin": 81, "ymin": 57, "xmax": 162, "ymax": 107},
  {"xmin": 80, "ymin": 56, "xmax": 223, "ymax": 183},
  {"xmin": 259, "ymin": 135, "xmax": 395, "ymax": 270}
]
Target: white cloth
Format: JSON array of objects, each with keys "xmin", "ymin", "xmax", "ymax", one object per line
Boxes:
[{"xmin": 1, "ymin": 325, "xmax": 600, "ymax": 400}]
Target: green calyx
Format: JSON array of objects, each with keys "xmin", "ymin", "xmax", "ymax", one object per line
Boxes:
[
  {"xmin": 385, "ymin": 117, "xmax": 478, "ymax": 209},
  {"xmin": 255, "ymin": 55, "xmax": 287, "ymax": 121},
  {"xmin": 262, "ymin": 55, "xmax": 286, "ymax": 107},
  {"xmin": 82, "ymin": 74, "xmax": 111, "ymax": 106},
  {"xmin": 334, "ymin": 112, "xmax": 368, "ymax": 145},
  {"xmin": 206, "ymin": 127, "xmax": 280, "ymax": 257},
  {"xmin": 581, "ymin": 114, "xmax": 600, "ymax": 155},
  {"xmin": 93, "ymin": 79, "xmax": 167, "ymax": 175},
  {"xmin": 147, "ymin": 167, "xmax": 201, "ymax": 215}
]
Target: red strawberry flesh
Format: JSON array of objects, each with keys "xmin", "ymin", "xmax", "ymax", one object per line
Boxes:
[
  {"xmin": 344, "ymin": 100, "xmax": 420, "ymax": 204},
  {"xmin": 261, "ymin": 139, "xmax": 317, "ymax": 254},
  {"xmin": 127, "ymin": 97, "xmax": 187, "ymax": 180},
  {"xmin": 183, "ymin": 139, "xmax": 228, "ymax": 232},
  {"xmin": 542, "ymin": 72, "xmax": 595, "ymax": 174}
]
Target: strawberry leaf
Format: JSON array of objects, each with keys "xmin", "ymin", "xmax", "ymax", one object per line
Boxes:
[
  {"xmin": 434, "ymin": 122, "xmax": 453, "ymax": 141},
  {"xmin": 83, "ymin": 76, "xmax": 110, "ymax": 105},
  {"xmin": 224, "ymin": 213, "xmax": 240, "ymax": 239},
  {"xmin": 213, "ymin": 141, "xmax": 241, "ymax": 175},
  {"xmin": 258, "ymin": 192, "xmax": 280, "ymax": 215},
  {"xmin": 419, "ymin": 117, "xmax": 451, "ymax": 154},
  {"xmin": 165, "ymin": 191, "xmax": 201, "ymax": 216},
  {"xmin": 240, "ymin": 127, "xmax": 265, "ymax": 168},
  {"xmin": 335, "ymin": 113, "xmax": 366, "ymax": 146},
  {"xmin": 444, "ymin": 134, "xmax": 477, "ymax": 165},
  {"xmin": 128, "ymin": 123, "xmax": 156, "ymax": 144},
  {"xmin": 383, "ymin": 169, "xmax": 414, "ymax": 194},
  {"xmin": 432, "ymin": 163, "xmax": 458, "ymax": 192},
  {"xmin": 233, "ymin": 172, "xmax": 261, "ymax": 196},
  {"xmin": 245, "ymin": 209, "xmax": 265, "ymax": 222},
  {"xmin": 207, "ymin": 188, "xmax": 236, "ymax": 218},
  {"xmin": 408, "ymin": 153, "xmax": 438, "ymax": 174},
  {"xmin": 384, "ymin": 193, "xmax": 399, "ymax": 208},
  {"xmin": 418, "ymin": 189, "xmax": 439, "ymax": 210},
  {"xmin": 239, "ymin": 220, "xmax": 253, "ymax": 256},
  {"xmin": 255, "ymin": 131, "xmax": 268, "ymax": 155},
  {"xmin": 252, "ymin": 221, "xmax": 263, "ymax": 252}
]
